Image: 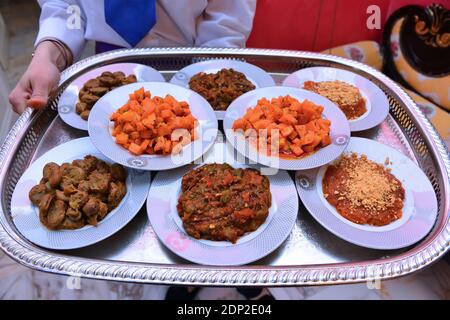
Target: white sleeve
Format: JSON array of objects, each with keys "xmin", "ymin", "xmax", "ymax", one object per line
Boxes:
[
  {"xmin": 35, "ymin": 0, "xmax": 87, "ymax": 59},
  {"xmin": 195, "ymin": 0, "xmax": 256, "ymax": 48}
]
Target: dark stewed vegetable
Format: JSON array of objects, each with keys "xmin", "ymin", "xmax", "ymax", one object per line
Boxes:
[{"xmin": 28, "ymin": 155, "xmax": 127, "ymax": 230}]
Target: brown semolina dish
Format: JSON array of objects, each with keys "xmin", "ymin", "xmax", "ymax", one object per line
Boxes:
[
  {"xmin": 303, "ymin": 80, "xmax": 367, "ymax": 120},
  {"xmin": 322, "ymin": 153, "xmax": 405, "ymax": 226},
  {"xmin": 177, "ymin": 163, "xmax": 272, "ymax": 243}
]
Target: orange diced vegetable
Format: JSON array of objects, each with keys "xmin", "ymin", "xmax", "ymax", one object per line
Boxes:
[
  {"xmin": 109, "ymin": 87, "xmax": 198, "ymax": 155},
  {"xmin": 128, "ymin": 143, "xmax": 142, "ymax": 155},
  {"xmin": 115, "ymin": 132, "xmax": 129, "ymax": 145},
  {"xmin": 232, "ymin": 95, "xmax": 331, "ymax": 158}
]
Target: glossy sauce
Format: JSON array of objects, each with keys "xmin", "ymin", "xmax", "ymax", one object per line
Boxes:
[{"xmin": 322, "ymin": 154, "xmax": 405, "ymax": 226}]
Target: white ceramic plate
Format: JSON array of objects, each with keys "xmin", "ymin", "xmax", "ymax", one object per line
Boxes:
[
  {"xmin": 170, "ymin": 59, "xmax": 275, "ymax": 119},
  {"xmin": 223, "ymin": 86, "xmax": 350, "ymax": 170},
  {"xmin": 88, "ymin": 82, "xmax": 218, "ymax": 171},
  {"xmin": 58, "ymin": 63, "xmax": 165, "ymax": 131},
  {"xmin": 146, "ymin": 139, "xmax": 299, "ymax": 266},
  {"xmin": 282, "ymin": 67, "xmax": 390, "ymax": 131},
  {"xmin": 295, "ymin": 137, "xmax": 437, "ymax": 250},
  {"xmin": 10, "ymin": 137, "xmax": 150, "ymax": 250}
]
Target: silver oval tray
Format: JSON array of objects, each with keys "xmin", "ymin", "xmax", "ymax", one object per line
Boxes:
[{"xmin": 0, "ymin": 48, "xmax": 449, "ymax": 286}]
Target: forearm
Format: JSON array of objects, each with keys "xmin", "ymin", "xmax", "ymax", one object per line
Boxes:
[
  {"xmin": 9, "ymin": 0, "xmax": 80, "ymax": 114},
  {"xmin": 33, "ymin": 39, "xmax": 73, "ymax": 71},
  {"xmin": 9, "ymin": 42, "xmax": 62, "ymax": 113}
]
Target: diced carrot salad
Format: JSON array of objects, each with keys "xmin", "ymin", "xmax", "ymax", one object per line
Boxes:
[
  {"xmin": 232, "ymin": 95, "xmax": 331, "ymax": 158},
  {"xmin": 110, "ymin": 87, "xmax": 198, "ymax": 155}
]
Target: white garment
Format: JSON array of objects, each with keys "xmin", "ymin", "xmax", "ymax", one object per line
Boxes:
[{"xmin": 36, "ymin": 0, "xmax": 256, "ymax": 59}]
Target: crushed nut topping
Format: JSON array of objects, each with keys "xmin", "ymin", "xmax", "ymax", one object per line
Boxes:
[{"xmin": 322, "ymin": 153, "xmax": 405, "ymax": 226}]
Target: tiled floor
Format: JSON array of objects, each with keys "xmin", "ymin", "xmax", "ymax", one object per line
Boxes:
[{"xmin": 0, "ymin": 0, "xmax": 449, "ymax": 300}]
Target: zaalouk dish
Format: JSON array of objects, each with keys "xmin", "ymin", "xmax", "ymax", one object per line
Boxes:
[
  {"xmin": 303, "ymin": 80, "xmax": 367, "ymax": 120},
  {"xmin": 232, "ymin": 95, "xmax": 331, "ymax": 158},
  {"xmin": 177, "ymin": 163, "xmax": 272, "ymax": 244},
  {"xmin": 322, "ymin": 153, "xmax": 405, "ymax": 226},
  {"xmin": 189, "ymin": 68, "xmax": 256, "ymax": 111}
]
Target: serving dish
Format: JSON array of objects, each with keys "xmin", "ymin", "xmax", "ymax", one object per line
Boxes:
[
  {"xmin": 88, "ymin": 82, "xmax": 218, "ymax": 171},
  {"xmin": 295, "ymin": 137, "xmax": 437, "ymax": 250},
  {"xmin": 0, "ymin": 48, "xmax": 448, "ymax": 286},
  {"xmin": 146, "ymin": 140, "xmax": 299, "ymax": 266},
  {"xmin": 10, "ymin": 137, "xmax": 150, "ymax": 250},
  {"xmin": 223, "ymin": 86, "xmax": 350, "ymax": 170}
]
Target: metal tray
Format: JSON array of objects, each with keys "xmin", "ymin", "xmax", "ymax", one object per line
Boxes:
[{"xmin": 0, "ymin": 48, "xmax": 449, "ymax": 286}]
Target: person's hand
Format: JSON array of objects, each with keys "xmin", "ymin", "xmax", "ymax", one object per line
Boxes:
[{"xmin": 9, "ymin": 41, "xmax": 65, "ymax": 114}]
